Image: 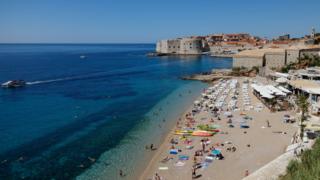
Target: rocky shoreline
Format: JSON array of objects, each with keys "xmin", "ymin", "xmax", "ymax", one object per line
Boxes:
[{"xmin": 181, "ymin": 69, "xmax": 233, "ymax": 82}]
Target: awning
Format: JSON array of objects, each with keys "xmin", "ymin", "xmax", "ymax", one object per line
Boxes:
[
  {"xmin": 274, "ymin": 72, "xmax": 289, "ymax": 78},
  {"xmin": 251, "ymin": 84, "xmax": 275, "ymax": 99},
  {"xmin": 307, "ymin": 88, "xmax": 320, "ymax": 95},
  {"xmin": 305, "ymin": 122, "xmax": 320, "ymax": 131},
  {"xmin": 265, "ymin": 85, "xmax": 286, "ymax": 96},
  {"xmin": 278, "ymin": 86, "xmax": 291, "ymax": 93}
]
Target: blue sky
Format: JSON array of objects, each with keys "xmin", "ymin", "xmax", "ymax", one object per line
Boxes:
[{"xmin": 0, "ymin": 0, "xmax": 319, "ymax": 43}]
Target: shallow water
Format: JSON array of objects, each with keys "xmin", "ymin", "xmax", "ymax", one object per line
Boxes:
[{"xmin": 0, "ymin": 44, "xmax": 232, "ymax": 179}]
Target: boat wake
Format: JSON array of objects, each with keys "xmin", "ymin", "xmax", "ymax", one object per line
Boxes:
[
  {"xmin": 26, "ymin": 77, "xmax": 76, "ymax": 85},
  {"xmin": 25, "ymin": 61, "xmax": 175, "ymax": 86}
]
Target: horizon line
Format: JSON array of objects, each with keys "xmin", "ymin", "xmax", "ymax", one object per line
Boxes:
[{"xmin": 0, "ymin": 42, "xmax": 156, "ymax": 45}]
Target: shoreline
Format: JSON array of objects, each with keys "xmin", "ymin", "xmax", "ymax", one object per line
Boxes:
[
  {"xmin": 139, "ymin": 96, "xmax": 200, "ymax": 180},
  {"xmin": 77, "ymin": 81, "xmax": 208, "ymax": 180},
  {"xmin": 139, "ymin": 76, "xmax": 298, "ymax": 180}
]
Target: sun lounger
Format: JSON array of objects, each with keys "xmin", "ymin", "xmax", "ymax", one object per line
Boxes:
[{"xmin": 158, "ymin": 166, "xmax": 169, "ymax": 170}]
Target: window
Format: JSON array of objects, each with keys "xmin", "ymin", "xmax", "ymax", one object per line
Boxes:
[{"xmin": 312, "ymin": 94, "xmax": 317, "ymax": 102}]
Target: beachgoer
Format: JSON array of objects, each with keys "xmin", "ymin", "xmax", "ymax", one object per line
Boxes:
[
  {"xmin": 192, "ymin": 167, "xmax": 197, "ymax": 178},
  {"xmin": 154, "ymin": 173, "xmax": 160, "ymax": 180},
  {"xmin": 171, "ymin": 145, "xmax": 175, "ymax": 149},
  {"xmin": 119, "ymin": 169, "xmax": 126, "ymax": 177},
  {"xmin": 245, "ymin": 170, "xmax": 249, "ymax": 177},
  {"xmin": 266, "ymin": 120, "xmax": 270, "ymax": 127},
  {"xmin": 201, "ymin": 141, "xmax": 206, "ymax": 152},
  {"xmin": 232, "ymin": 146, "xmax": 237, "ymax": 152}
]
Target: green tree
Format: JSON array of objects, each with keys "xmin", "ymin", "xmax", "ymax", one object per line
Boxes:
[
  {"xmin": 251, "ymin": 66, "xmax": 259, "ymax": 73},
  {"xmin": 281, "ymin": 65, "xmax": 289, "ymax": 73},
  {"xmin": 232, "ymin": 67, "xmax": 241, "ymax": 76},
  {"xmin": 296, "ymin": 95, "xmax": 310, "ymax": 140}
]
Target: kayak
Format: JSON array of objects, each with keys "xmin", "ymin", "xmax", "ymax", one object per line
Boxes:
[
  {"xmin": 175, "ymin": 130, "xmax": 193, "ymax": 135},
  {"xmin": 192, "ymin": 130, "xmax": 214, "ymax": 137}
]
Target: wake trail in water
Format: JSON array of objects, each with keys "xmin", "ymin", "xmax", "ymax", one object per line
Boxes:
[
  {"xmin": 26, "ymin": 77, "xmax": 77, "ymax": 85},
  {"xmin": 26, "ymin": 61, "xmax": 175, "ymax": 85}
]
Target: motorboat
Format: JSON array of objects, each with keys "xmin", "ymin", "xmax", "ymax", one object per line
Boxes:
[{"xmin": 1, "ymin": 80, "xmax": 26, "ymax": 88}]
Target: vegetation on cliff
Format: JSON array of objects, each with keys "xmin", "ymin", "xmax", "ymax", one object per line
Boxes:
[
  {"xmin": 280, "ymin": 138, "xmax": 320, "ymax": 180},
  {"xmin": 281, "ymin": 54, "xmax": 320, "ymax": 73}
]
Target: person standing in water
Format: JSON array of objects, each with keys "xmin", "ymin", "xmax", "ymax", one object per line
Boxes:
[{"xmin": 119, "ymin": 169, "xmax": 125, "ymax": 177}]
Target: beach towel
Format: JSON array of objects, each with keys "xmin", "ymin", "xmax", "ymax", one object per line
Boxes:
[
  {"xmin": 175, "ymin": 161, "xmax": 185, "ymax": 167},
  {"xmin": 211, "ymin": 149, "xmax": 221, "ymax": 155},
  {"xmin": 240, "ymin": 124, "xmax": 250, "ymax": 128},
  {"xmin": 169, "ymin": 149, "xmax": 178, "ymax": 154},
  {"xmin": 178, "ymin": 155, "xmax": 189, "ymax": 160},
  {"xmin": 205, "ymin": 156, "xmax": 214, "ymax": 163},
  {"xmin": 158, "ymin": 167, "xmax": 169, "ymax": 170},
  {"xmin": 201, "ymin": 162, "xmax": 209, "ymax": 169}
]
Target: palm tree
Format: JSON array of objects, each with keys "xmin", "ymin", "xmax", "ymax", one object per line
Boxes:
[{"xmin": 296, "ymin": 95, "xmax": 310, "ymax": 140}]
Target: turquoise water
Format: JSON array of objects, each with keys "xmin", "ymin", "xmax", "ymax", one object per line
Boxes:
[{"xmin": 0, "ymin": 44, "xmax": 232, "ymax": 179}]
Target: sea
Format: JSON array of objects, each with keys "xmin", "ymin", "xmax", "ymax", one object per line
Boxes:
[{"xmin": 0, "ymin": 44, "xmax": 232, "ymax": 179}]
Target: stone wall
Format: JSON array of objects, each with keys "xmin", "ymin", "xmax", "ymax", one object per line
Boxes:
[
  {"xmin": 179, "ymin": 38, "xmax": 203, "ymax": 55},
  {"xmin": 156, "ymin": 38, "xmax": 203, "ymax": 55},
  {"xmin": 233, "ymin": 57, "xmax": 263, "ymax": 69},
  {"xmin": 286, "ymin": 49, "xmax": 300, "ymax": 64},
  {"xmin": 265, "ymin": 52, "xmax": 286, "ymax": 69}
]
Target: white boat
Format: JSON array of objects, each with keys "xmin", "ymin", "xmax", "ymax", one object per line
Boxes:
[{"xmin": 1, "ymin": 80, "xmax": 26, "ymax": 88}]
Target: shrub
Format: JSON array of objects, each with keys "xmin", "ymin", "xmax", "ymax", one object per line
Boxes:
[{"xmin": 281, "ymin": 138, "xmax": 320, "ymax": 180}]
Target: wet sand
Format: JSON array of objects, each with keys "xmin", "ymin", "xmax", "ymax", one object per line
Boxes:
[{"xmin": 140, "ymin": 77, "xmax": 298, "ymax": 180}]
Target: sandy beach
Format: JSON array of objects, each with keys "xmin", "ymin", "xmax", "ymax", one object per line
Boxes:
[{"xmin": 140, "ymin": 77, "xmax": 298, "ymax": 180}]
